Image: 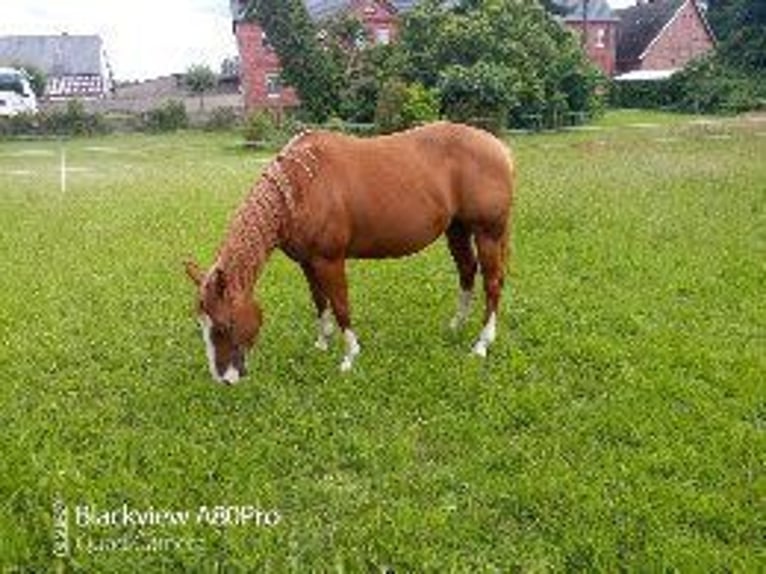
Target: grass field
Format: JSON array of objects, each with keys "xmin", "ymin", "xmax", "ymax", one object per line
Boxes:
[{"xmin": 0, "ymin": 111, "xmax": 764, "ymax": 572}]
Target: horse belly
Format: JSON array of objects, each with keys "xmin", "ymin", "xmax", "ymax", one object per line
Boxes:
[{"xmin": 346, "ymin": 194, "xmax": 452, "ymax": 259}]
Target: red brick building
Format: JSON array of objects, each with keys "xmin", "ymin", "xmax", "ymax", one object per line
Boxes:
[
  {"xmin": 558, "ymin": 0, "xmax": 620, "ymax": 77},
  {"xmin": 230, "ymin": 0, "xmax": 413, "ymax": 111},
  {"xmin": 615, "ymin": 0, "xmax": 715, "ymax": 77}
]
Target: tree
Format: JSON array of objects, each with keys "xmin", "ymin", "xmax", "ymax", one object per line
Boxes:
[
  {"xmin": 185, "ymin": 64, "xmax": 217, "ymax": 111},
  {"xmin": 20, "ymin": 65, "xmax": 46, "ymax": 98},
  {"xmin": 243, "ymin": 0, "xmax": 341, "ymax": 121},
  {"xmin": 398, "ymin": 0, "xmax": 601, "ymax": 130},
  {"xmin": 707, "ymin": 0, "xmax": 766, "ymax": 72}
]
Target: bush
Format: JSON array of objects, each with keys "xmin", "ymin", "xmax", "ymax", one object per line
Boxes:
[
  {"xmin": 0, "ymin": 100, "xmax": 110, "ymax": 137},
  {"xmin": 439, "ymin": 62, "xmax": 518, "ymax": 133},
  {"xmin": 375, "ymin": 79, "xmax": 440, "ymax": 134},
  {"xmin": 609, "ymin": 78, "xmax": 680, "ymax": 110},
  {"xmin": 243, "ymin": 110, "xmax": 281, "ymax": 147},
  {"xmin": 144, "ymin": 100, "xmax": 188, "ymax": 132},
  {"xmin": 669, "ymin": 57, "xmax": 766, "ymax": 114},
  {"xmin": 204, "ymin": 107, "xmax": 241, "ymax": 131},
  {"xmin": 608, "ymin": 56, "xmax": 766, "ymax": 114}
]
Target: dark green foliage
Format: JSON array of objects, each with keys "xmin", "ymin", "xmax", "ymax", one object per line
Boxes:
[
  {"xmin": 398, "ymin": 0, "xmax": 601, "ymax": 129},
  {"xmin": 707, "ymin": 0, "xmax": 766, "ymax": 72},
  {"xmin": 0, "ymin": 100, "xmax": 109, "ymax": 137},
  {"xmin": 438, "ymin": 62, "xmax": 518, "ymax": 132},
  {"xmin": 374, "ymin": 79, "xmax": 440, "ymax": 133},
  {"xmin": 244, "ymin": 0, "xmax": 340, "ymax": 121},
  {"xmin": 609, "ymin": 79, "xmax": 680, "ymax": 110},
  {"xmin": 670, "ymin": 56, "xmax": 766, "ymax": 114},
  {"xmin": 143, "ymin": 100, "xmax": 188, "ymax": 132}
]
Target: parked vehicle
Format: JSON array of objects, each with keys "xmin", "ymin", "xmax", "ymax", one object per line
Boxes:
[{"xmin": 0, "ymin": 67, "xmax": 38, "ymax": 116}]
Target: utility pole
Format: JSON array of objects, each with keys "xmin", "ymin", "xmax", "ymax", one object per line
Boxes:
[{"xmin": 582, "ymin": 0, "xmax": 590, "ymax": 50}]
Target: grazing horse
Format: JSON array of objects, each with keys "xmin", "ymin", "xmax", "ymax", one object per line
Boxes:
[{"xmin": 185, "ymin": 121, "xmax": 514, "ymax": 384}]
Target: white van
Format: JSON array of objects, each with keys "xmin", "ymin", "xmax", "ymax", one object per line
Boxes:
[{"xmin": 0, "ymin": 67, "xmax": 38, "ymax": 116}]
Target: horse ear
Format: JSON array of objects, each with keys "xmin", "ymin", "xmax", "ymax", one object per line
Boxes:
[{"xmin": 184, "ymin": 259, "xmax": 205, "ymax": 286}]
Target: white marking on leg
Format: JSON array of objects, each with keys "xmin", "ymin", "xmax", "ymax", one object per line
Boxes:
[
  {"xmin": 472, "ymin": 312, "xmax": 497, "ymax": 358},
  {"xmin": 199, "ymin": 314, "xmax": 222, "ymax": 381},
  {"xmin": 449, "ymin": 289, "xmax": 473, "ymax": 330},
  {"xmin": 314, "ymin": 308, "xmax": 334, "ymax": 351},
  {"xmin": 221, "ymin": 364, "xmax": 241, "ymax": 385},
  {"xmin": 340, "ymin": 329, "xmax": 361, "ymax": 372}
]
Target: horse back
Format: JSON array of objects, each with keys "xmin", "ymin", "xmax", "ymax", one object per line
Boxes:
[{"xmin": 287, "ymin": 123, "xmax": 514, "ymax": 259}]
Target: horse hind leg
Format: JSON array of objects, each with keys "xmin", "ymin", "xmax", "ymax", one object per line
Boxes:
[
  {"xmin": 472, "ymin": 226, "xmax": 507, "ymax": 358},
  {"xmin": 446, "ymin": 221, "xmax": 478, "ymax": 330}
]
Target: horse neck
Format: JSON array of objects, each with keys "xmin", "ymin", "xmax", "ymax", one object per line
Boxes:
[{"xmin": 214, "ymin": 178, "xmax": 285, "ymax": 295}]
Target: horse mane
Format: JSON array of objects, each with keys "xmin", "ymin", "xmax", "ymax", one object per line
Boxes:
[{"xmin": 213, "ymin": 131, "xmax": 321, "ymax": 293}]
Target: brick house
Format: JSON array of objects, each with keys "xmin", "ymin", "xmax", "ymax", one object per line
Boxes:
[
  {"xmin": 615, "ymin": 0, "xmax": 715, "ymax": 77},
  {"xmin": 230, "ymin": 0, "xmax": 415, "ymax": 110},
  {"xmin": 557, "ymin": 0, "xmax": 620, "ymax": 77}
]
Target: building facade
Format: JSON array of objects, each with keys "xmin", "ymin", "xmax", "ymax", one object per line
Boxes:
[
  {"xmin": 615, "ymin": 0, "xmax": 715, "ymax": 76},
  {"xmin": 231, "ymin": 0, "xmax": 409, "ymax": 110},
  {"xmin": 0, "ymin": 34, "xmax": 113, "ymax": 99}
]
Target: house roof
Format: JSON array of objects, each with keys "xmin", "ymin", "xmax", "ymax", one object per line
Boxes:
[
  {"xmin": 0, "ymin": 35, "xmax": 105, "ymax": 77},
  {"xmin": 615, "ymin": 0, "xmax": 685, "ymax": 63},
  {"xmin": 556, "ymin": 0, "xmax": 619, "ymax": 22},
  {"xmin": 231, "ymin": 0, "xmax": 416, "ymax": 22}
]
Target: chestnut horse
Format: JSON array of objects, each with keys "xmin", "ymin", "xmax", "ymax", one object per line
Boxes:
[{"xmin": 185, "ymin": 121, "xmax": 514, "ymax": 384}]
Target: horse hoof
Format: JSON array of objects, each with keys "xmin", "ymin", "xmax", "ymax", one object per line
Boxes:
[
  {"xmin": 340, "ymin": 358, "xmax": 354, "ymax": 372},
  {"xmin": 314, "ymin": 338, "xmax": 329, "ymax": 351},
  {"xmin": 472, "ymin": 342, "xmax": 488, "ymax": 358}
]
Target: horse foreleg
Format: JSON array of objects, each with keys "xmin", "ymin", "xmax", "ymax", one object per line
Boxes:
[
  {"xmin": 301, "ymin": 263, "xmax": 334, "ymax": 351},
  {"xmin": 446, "ymin": 221, "xmax": 478, "ymax": 330},
  {"xmin": 312, "ymin": 258, "xmax": 360, "ymax": 371},
  {"xmin": 473, "ymin": 229, "xmax": 506, "ymax": 358}
]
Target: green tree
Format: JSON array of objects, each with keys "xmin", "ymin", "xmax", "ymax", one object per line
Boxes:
[
  {"xmin": 398, "ymin": 0, "xmax": 600, "ymax": 130},
  {"xmin": 243, "ymin": 0, "xmax": 341, "ymax": 121},
  {"xmin": 185, "ymin": 64, "xmax": 217, "ymax": 111},
  {"xmin": 707, "ymin": 0, "xmax": 766, "ymax": 72}
]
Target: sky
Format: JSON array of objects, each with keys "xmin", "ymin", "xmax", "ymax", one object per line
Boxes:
[{"xmin": 2, "ymin": 0, "xmax": 637, "ymax": 81}]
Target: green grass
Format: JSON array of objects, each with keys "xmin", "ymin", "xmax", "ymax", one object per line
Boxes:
[{"xmin": 1, "ymin": 115, "xmax": 764, "ymax": 572}]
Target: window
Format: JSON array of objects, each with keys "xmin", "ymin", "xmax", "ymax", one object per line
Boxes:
[
  {"xmin": 595, "ymin": 28, "xmax": 606, "ymax": 49},
  {"xmin": 265, "ymin": 73, "xmax": 282, "ymax": 98},
  {"xmin": 374, "ymin": 27, "xmax": 390, "ymax": 45}
]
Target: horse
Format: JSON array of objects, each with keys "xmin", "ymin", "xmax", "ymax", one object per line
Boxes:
[{"xmin": 185, "ymin": 121, "xmax": 515, "ymax": 384}]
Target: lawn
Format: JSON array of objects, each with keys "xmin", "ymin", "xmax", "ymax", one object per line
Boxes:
[{"xmin": 0, "ymin": 112, "xmax": 764, "ymax": 572}]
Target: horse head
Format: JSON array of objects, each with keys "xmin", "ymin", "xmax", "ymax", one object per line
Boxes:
[{"xmin": 185, "ymin": 260, "xmax": 263, "ymax": 384}]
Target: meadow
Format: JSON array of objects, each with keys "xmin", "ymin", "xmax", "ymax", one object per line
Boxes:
[{"xmin": 0, "ymin": 112, "xmax": 763, "ymax": 572}]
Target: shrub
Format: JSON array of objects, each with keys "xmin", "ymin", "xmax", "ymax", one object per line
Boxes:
[
  {"xmin": 609, "ymin": 56, "xmax": 766, "ymax": 114},
  {"xmin": 375, "ymin": 79, "xmax": 440, "ymax": 134},
  {"xmin": 144, "ymin": 100, "xmax": 188, "ymax": 132},
  {"xmin": 204, "ymin": 107, "xmax": 241, "ymax": 131},
  {"xmin": 243, "ymin": 110, "xmax": 280, "ymax": 147},
  {"xmin": 439, "ymin": 62, "xmax": 518, "ymax": 133},
  {"xmin": 0, "ymin": 100, "xmax": 110, "ymax": 138}
]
